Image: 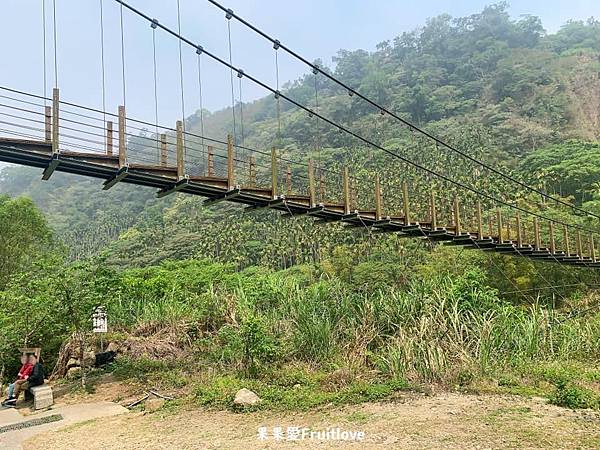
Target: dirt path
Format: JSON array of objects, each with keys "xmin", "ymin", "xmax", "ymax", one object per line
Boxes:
[
  {"xmin": 1, "ymin": 402, "xmax": 128, "ymax": 450},
  {"xmin": 23, "ymin": 392, "xmax": 599, "ymax": 449}
]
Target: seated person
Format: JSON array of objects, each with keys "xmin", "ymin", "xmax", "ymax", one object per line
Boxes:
[
  {"xmin": 2, "ymin": 354, "xmax": 44, "ymax": 407},
  {"xmin": 2, "ymin": 354, "xmax": 33, "ymax": 405}
]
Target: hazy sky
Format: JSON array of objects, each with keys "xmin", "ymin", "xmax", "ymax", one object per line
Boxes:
[{"xmin": 1, "ymin": 0, "xmax": 599, "ymax": 132}]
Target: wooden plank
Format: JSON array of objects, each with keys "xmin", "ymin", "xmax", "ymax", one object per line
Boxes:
[
  {"xmin": 118, "ymin": 105, "xmax": 126, "ymax": 168},
  {"xmin": 52, "ymin": 88, "xmax": 59, "ymax": 154},
  {"xmin": 106, "ymin": 121, "xmax": 113, "ymax": 156},
  {"xmin": 176, "ymin": 120, "xmax": 185, "ymax": 180}
]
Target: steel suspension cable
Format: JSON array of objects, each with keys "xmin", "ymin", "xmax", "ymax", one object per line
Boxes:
[
  {"xmin": 238, "ymin": 74, "xmax": 244, "ymax": 149},
  {"xmin": 274, "ymin": 45, "xmax": 282, "ymax": 148},
  {"xmin": 196, "ymin": 52, "xmax": 206, "ymax": 170},
  {"xmin": 42, "ymin": 0, "xmax": 47, "ymax": 106},
  {"xmin": 52, "ymin": 0, "xmax": 58, "ymax": 87},
  {"xmin": 151, "ymin": 20, "xmax": 160, "ymax": 160},
  {"xmin": 226, "ymin": 14, "xmax": 237, "ymax": 144},
  {"xmin": 99, "ymin": 0, "xmax": 107, "ymax": 143},
  {"xmin": 313, "ymin": 69, "xmax": 322, "ymax": 199},
  {"xmin": 119, "ymin": 2, "xmax": 126, "ymax": 106},
  {"xmin": 176, "ymin": 0, "xmax": 186, "ymax": 133},
  {"xmin": 112, "ymin": 0, "xmax": 600, "ymax": 234},
  {"xmin": 206, "ymin": 0, "xmax": 600, "ymax": 224}
]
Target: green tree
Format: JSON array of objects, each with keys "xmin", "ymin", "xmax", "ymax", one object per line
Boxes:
[{"xmin": 0, "ymin": 195, "xmax": 54, "ymax": 288}]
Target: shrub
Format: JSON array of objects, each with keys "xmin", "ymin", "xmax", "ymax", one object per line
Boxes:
[{"xmin": 549, "ymin": 377, "xmax": 599, "ymax": 410}]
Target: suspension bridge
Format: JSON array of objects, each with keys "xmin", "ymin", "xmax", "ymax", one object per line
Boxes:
[{"xmin": 0, "ymin": 0, "xmax": 599, "ymax": 271}]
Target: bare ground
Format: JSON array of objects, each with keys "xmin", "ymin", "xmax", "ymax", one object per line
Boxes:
[{"xmin": 23, "ymin": 391, "xmax": 600, "ymax": 449}]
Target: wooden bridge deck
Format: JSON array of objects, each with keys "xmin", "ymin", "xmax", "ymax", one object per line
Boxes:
[{"xmin": 0, "ymin": 136, "xmax": 598, "ymax": 269}]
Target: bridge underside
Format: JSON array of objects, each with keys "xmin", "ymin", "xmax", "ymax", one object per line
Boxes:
[{"xmin": 1, "ymin": 137, "xmax": 598, "ymax": 269}]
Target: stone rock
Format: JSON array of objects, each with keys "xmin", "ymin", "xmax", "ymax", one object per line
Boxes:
[
  {"xmin": 83, "ymin": 351, "xmax": 96, "ymax": 367},
  {"xmin": 233, "ymin": 388, "xmax": 261, "ymax": 407},
  {"xmin": 67, "ymin": 367, "xmax": 81, "ymax": 379},
  {"xmin": 107, "ymin": 342, "xmax": 120, "ymax": 353},
  {"xmin": 145, "ymin": 398, "xmax": 165, "ymax": 412},
  {"xmin": 30, "ymin": 385, "xmax": 54, "ymax": 410},
  {"xmin": 66, "ymin": 358, "xmax": 80, "ymax": 369}
]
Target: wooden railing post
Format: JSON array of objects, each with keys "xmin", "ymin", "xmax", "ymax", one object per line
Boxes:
[
  {"xmin": 176, "ymin": 121, "xmax": 185, "ymax": 180},
  {"xmin": 271, "ymin": 147, "xmax": 278, "ymax": 198},
  {"xmin": 52, "ymin": 88, "xmax": 59, "ymax": 154},
  {"xmin": 118, "ymin": 105, "xmax": 126, "ymax": 168},
  {"xmin": 44, "ymin": 106, "xmax": 52, "ymax": 143},
  {"xmin": 476, "ymin": 201, "xmax": 483, "ymax": 239},
  {"xmin": 402, "ymin": 181, "xmax": 410, "ymax": 225},
  {"xmin": 375, "ymin": 175, "xmax": 383, "ymax": 221},
  {"xmin": 286, "ymin": 165, "xmax": 292, "ymax": 196},
  {"xmin": 549, "ymin": 222, "xmax": 556, "ymax": 254},
  {"xmin": 160, "ymin": 133, "xmax": 167, "ymax": 167},
  {"xmin": 249, "ymin": 156, "xmax": 256, "ymax": 187},
  {"xmin": 496, "ymin": 208, "xmax": 503, "ymax": 243},
  {"xmin": 308, "ymin": 159, "xmax": 316, "ymax": 207},
  {"xmin": 563, "ymin": 225, "xmax": 570, "ymax": 256},
  {"xmin": 533, "ymin": 217, "xmax": 540, "ymax": 251},
  {"xmin": 576, "ymin": 230, "xmax": 583, "ymax": 259},
  {"xmin": 343, "ymin": 167, "xmax": 351, "ymax": 215},
  {"xmin": 453, "ymin": 197, "xmax": 461, "ymax": 236},
  {"xmin": 227, "ymin": 134, "xmax": 235, "ymax": 189},
  {"xmin": 106, "ymin": 121, "xmax": 113, "ymax": 156},
  {"xmin": 515, "ymin": 213, "xmax": 523, "ymax": 248},
  {"xmin": 429, "ymin": 191, "xmax": 437, "ymax": 231},
  {"xmin": 590, "ymin": 235, "xmax": 596, "ymax": 262},
  {"xmin": 207, "ymin": 145, "xmax": 214, "ymax": 177}
]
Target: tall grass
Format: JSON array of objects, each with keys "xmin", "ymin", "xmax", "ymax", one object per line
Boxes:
[{"xmin": 100, "ymin": 260, "xmax": 599, "ymax": 384}]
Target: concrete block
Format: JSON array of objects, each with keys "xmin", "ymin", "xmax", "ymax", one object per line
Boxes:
[{"xmin": 30, "ymin": 385, "xmax": 54, "ymax": 410}]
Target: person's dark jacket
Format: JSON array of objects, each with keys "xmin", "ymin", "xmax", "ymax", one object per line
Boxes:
[{"xmin": 28, "ymin": 362, "xmax": 45, "ymax": 387}]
